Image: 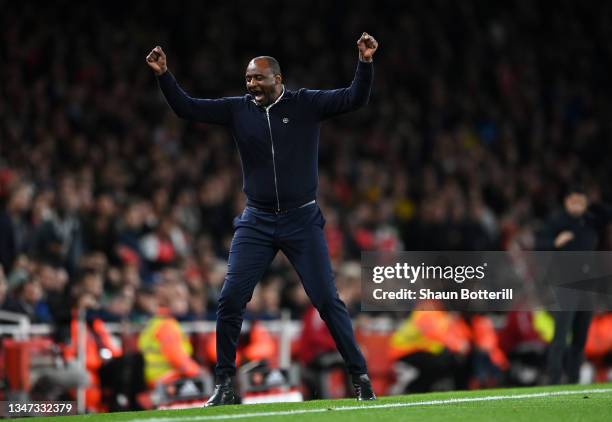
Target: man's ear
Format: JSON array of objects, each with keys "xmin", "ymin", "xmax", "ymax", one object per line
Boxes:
[{"xmin": 275, "ymin": 74, "xmax": 282, "ymax": 84}]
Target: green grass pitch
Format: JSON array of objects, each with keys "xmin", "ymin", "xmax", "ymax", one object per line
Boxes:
[{"xmin": 27, "ymin": 383, "xmax": 612, "ymax": 422}]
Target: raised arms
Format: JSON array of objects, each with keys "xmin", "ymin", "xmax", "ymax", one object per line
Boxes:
[
  {"xmin": 146, "ymin": 46, "xmax": 232, "ymax": 125},
  {"xmin": 303, "ymin": 33, "xmax": 379, "ymax": 120}
]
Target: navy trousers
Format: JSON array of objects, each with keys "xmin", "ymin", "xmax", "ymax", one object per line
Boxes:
[{"xmin": 215, "ymin": 203, "xmax": 367, "ymax": 379}]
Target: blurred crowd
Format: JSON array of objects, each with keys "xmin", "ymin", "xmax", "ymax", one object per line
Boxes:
[{"xmin": 2, "ymin": 0, "xmax": 612, "ymax": 328}]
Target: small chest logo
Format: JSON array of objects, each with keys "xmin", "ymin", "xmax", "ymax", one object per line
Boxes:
[{"xmin": 282, "ymin": 117, "xmax": 290, "ymax": 124}]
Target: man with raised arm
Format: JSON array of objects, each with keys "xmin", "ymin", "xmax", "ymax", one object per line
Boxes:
[{"xmin": 146, "ymin": 32, "xmax": 378, "ymax": 405}]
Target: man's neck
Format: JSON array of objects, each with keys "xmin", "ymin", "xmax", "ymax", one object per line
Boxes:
[{"xmin": 267, "ymin": 85, "xmax": 285, "ymax": 108}]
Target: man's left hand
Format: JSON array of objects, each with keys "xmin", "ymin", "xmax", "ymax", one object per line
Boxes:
[{"xmin": 357, "ymin": 32, "xmax": 378, "ymax": 62}]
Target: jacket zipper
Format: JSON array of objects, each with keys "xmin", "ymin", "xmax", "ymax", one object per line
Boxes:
[{"xmin": 265, "ymin": 108, "xmax": 281, "ymax": 212}]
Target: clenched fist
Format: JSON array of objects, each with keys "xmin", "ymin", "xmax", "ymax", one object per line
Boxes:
[
  {"xmin": 146, "ymin": 46, "xmax": 167, "ymax": 76},
  {"xmin": 357, "ymin": 32, "xmax": 378, "ymax": 62}
]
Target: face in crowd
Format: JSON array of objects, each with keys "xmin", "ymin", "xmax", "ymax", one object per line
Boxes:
[{"xmin": 564, "ymin": 192, "xmax": 588, "ymax": 217}]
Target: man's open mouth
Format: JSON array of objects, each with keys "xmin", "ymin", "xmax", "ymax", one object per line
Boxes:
[{"xmin": 250, "ymin": 90, "xmax": 264, "ymax": 102}]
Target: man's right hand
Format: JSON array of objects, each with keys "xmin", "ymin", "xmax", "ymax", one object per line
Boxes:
[
  {"xmin": 554, "ymin": 230, "xmax": 575, "ymax": 249},
  {"xmin": 146, "ymin": 46, "xmax": 167, "ymax": 76}
]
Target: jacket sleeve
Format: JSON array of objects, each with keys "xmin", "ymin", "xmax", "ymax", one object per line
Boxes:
[
  {"xmin": 157, "ymin": 72, "xmax": 233, "ymax": 125},
  {"xmin": 301, "ymin": 60, "xmax": 373, "ymax": 120}
]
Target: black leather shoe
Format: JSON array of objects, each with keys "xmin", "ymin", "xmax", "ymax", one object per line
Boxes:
[
  {"xmin": 352, "ymin": 374, "xmax": 376, "ymax": 401},
  {"xmin": 205, "ymin": 377, "xmax": 241, "ymax": 407}
]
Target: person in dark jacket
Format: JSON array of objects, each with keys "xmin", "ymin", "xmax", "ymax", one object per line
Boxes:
[
  {"xmin": 538, "ymin": 184, "xmax": 612, "ymax": 384},
  {"xmin": 146, "ymin": 32, "xmax": 378, "ymax": 405},
  {"xmin": 0, "ymin": 183, "xmax": 33, "ymax": 272}
]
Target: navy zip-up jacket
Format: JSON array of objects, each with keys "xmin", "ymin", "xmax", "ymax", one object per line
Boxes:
[{"xmin": 157, "ymin": 60, "xmax": 373, "ymax": 211}]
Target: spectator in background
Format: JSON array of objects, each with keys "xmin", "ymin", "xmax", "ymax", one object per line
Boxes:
[
  {"xmin": 140, "ymin": 213, "xmax": 188, "ymax": 272},
  {"xmin": 31, "ymin": 177, "xmax": 84, "ymax": 273},
  {"xmin": 2, "ymin": 274, "xmax": 52, "ymax": 323},
  {"xmin": 137, "ymin": 281, "xmax": 203, "ymax": 387},
  {"xmin": 185, "ymin": 288, "xmax": 209, "ymax": 321},
  {"xmin": 165, "ymin": 277, "xmax": 191, "ymax": 321},
  {"xmin": 467, "ymin": 313, "xmax": 509, "ymax": 388},
  {"xmin": 0, "ymin": 183, "xmax": 34, "ymax": 272},
  {"xmin": 498, "ymin": 310, "xmax": 554, "ymax": 386},
  {"xmin": 62, "ymin": 290, "xmax": 122, "ymax": 412},
  {"xmin": 298, "ymin": 303, "xmax": 349, "ymax": 399},
  {"xmin": 82, "ymin": 192, "xmax": 119, "ymax": 259},
  {"xmin": 116, "ymin": 200, "xmax": 147, "ymax": 274},
  {"xmin": 336, "ymin": 262, "xmax": 362, "ymax": 317},
  {"xmin": 538, "ymin": 185, "xmax": 612, "ymax": 384},
  {"xmin": 388, "ymin": 303, "xmax": 471, "ymax": 394},
  {"xmin": 585, "ymin": 312, "xmax": 612, "ymax": 381},
  {"xmin": 36, "ymin": 261, "xmax": 71, "ymax": 327},
  {"xmin": 76, "ymin": 268, "xmax": 105, "ymax": 304},
  {"xmin": 131, "ymin": 285, "xmax": 157, "ymax": 323},
  {"xmin": 99, "ymin": 285, "xmax": 135, "ymax": 322}
]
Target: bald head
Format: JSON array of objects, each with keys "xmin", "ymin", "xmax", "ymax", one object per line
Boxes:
[
  {"xmin": 251, "ymin": 56, "xmax": 282, "ymax": 76},
  {"xmin": 245, "ymin": 56, "xmax": 284, "ymax": 106}
]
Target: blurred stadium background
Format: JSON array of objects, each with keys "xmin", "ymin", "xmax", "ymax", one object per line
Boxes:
[{"xmin": 2, "ymin": 0, "xmax": 612, "ymax": 415}]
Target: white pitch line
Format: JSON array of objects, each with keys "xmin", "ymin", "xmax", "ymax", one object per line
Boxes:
[{"xmin": 130, "ymin": 388, "xmax": 612, "ymax": 422}]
